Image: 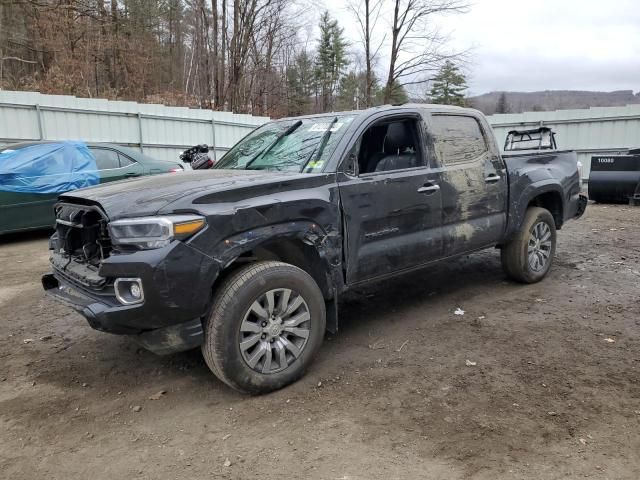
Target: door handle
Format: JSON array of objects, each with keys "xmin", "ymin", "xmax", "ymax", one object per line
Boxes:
[
  {"xmin": 485, "ymin": 174, "xmax": 501, "ymax": 183},
  {"xmin": 125, "ymin": 172, "xmax": 141, "ymax": 177},
  {"xmin": 417, "ymin": 184, "xmax": 440, "ymax": 194}
]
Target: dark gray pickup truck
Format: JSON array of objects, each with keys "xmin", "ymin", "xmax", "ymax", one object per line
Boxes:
[{"xmin": 43, "ymin": 104, "xmax": 587, "ymax": 393}]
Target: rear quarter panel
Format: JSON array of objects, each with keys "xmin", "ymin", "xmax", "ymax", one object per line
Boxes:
[{"xmin": 503, "ymin": 150, "xmax": 581, "ymax": 238}]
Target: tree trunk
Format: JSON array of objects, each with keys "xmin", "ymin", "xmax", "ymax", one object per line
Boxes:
[
  {"xmin": 383, "ymin": 0, "xmax": 400, "ymax": 104},
  {"xmin": 364, "ymin": 0, "xmax": 371, "ymax": 107},
  {"xmin": 218, "ymin": 0, "xmax": 227, "ymax": 108},
  {"xmin": 212, "ymin": 0, "xmax": 219, "ymax": 107},
  {"xmin": 110, "ymin": 0, "xmax": 119, "ymax": 92}
]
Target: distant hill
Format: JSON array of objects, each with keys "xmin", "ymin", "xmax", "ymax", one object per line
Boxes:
[{"xmin": 467, "ymin": 90, "xmax": 640, "ymax": 115}]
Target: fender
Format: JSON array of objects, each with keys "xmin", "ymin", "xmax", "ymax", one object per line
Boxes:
[
  {"xmin": 208, "ymin": 220, "xmax": 344, "ymax": 333},
  {"xmin": 506, "ymin": 179, "xmax": 565, "ymax": 239},
  {"xmin": 211, "ymin": 221, "xmax": 338, "ymax": 266}
]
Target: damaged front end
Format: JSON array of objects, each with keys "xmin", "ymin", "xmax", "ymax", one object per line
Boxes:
[
  {"xmin": 49, "ymin": 202, "xmax": 113, "ymax": 290},
  {"xmin": 43, "ymin": 201, "xmax": 218, "ymax": 354}
]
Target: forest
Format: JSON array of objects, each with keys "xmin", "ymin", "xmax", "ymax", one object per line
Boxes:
[{"xmin": 0, "ymin": 0, "xmax": 467, "ymax": 117}]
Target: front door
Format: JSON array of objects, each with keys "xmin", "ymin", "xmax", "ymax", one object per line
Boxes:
[{"xmin": 338, "ymin": 114, "xmax": 443, "ymax": 284}]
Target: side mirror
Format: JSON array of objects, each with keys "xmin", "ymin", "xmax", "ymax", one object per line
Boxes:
[{"xmin": 345, "ymin": 151, "xmax": 357, "ymax": 176}]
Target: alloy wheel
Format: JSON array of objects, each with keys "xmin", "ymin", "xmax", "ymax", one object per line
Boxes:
[
  {"xmin": 238, "ymin": 288, "xmax": 311, "ymax": 374},
  {"xmin": 528, "ymin": 221, "xmax": 552, "ymax": 272}
]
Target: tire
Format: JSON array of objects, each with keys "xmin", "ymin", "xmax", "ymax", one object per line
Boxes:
[
  {"xmin": 501, "ymin": 207, "xmax": 557, "ymax": 284},
  {"xmin": 202, "ymin": 261, "xmax": 326, "ymax": 394}
]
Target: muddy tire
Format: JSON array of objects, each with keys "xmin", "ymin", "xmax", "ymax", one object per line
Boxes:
[
  {"xmin": 501, "ymin": 207, "xmax": 557, "ymax": 284},
  {"xmin": 202, "ymin": 261, "xmax": 326, "ymax": 394}
]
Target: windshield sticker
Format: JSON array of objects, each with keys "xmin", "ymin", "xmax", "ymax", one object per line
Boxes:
[
  {"xmin": 308, "ymin": 122, "xmax": 344, "ymax": 133},
  {"xmin": 306, "ymin": 160, "xmax": 325, "ymax": 169}
]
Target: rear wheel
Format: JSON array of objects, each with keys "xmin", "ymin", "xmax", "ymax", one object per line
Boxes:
[
  {"xmin": 501, "ymin": 207, "xmax": 556, "ymax": 283},
  {"xmin": 202, "ymin": 261, "xmax": 326, "ymax": 394}
]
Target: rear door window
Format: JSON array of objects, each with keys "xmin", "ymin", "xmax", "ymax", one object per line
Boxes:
[
  {"xmin": 431, "ymin": 115, "xmax": 487, "ymax": 165},
  {"xmin": 118, "ymin": 154, "xmax": 135, "ymax": 167},
  {"xmin": 91, "ymin": 148, "xmax": 120, "ymax": 170}
]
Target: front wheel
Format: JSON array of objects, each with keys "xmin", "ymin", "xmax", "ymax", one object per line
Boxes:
[
  {"xmin": 202, "ymin": 261, "xmax": 326, "ymax": 394},
  {"xmin": 501, "ymin": 207, "xmax": 557, "ymax": 283}
]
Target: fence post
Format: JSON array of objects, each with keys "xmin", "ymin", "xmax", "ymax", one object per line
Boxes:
[
  {"xmin": 35, "ymin": 104, "xmax": 44, "ymax": 139},
  {"xmin": 211, "ymin": 116, "xmax": 217, "ymax": 162},
  {"xmin": 137, "ymin": 112, "xmax": 144, "ymax": 153}
]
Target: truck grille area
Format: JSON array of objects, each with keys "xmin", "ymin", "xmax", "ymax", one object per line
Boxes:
[{"xmin": 51, "ymin": 203, "xmax": 113, "ymax": 290}]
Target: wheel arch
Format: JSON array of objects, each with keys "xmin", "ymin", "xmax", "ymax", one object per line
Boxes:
[
  {"xmin": 208, "ymin": 221, "xmax": 343, "ymax": 333},
  {"xmin": 527, "ymin": 190, "xmax": 564, "ymax": 229},
  {"xmin": 507, "ymin": 181, "xmax": 565, "ymax": 240}
]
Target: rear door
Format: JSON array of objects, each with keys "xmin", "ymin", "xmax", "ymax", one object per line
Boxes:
[
  {"xmin": 0, "ymin": 190, "xmax": 57, "ymax": 233},
  {"xmin": 0, "ymin": 149, "xmax": 57, "ymax": 233},
  {"xmin": 90, "ymin": 147, "xmax": 143, "ymax": 183},
  {"xmin": 338, "ymin": 111, "xmax": 444, "ymax": 284},
  {"xmin": 429, "ymin": 114, "xmax": 507, "ymax": 256}
]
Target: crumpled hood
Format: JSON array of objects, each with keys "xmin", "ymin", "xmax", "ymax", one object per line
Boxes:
[{"xmin": 59, "ymin": 169, "xmax": 306, "ymax": 219}]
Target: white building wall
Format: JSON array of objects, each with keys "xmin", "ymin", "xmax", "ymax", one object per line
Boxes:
[
  {"xmin": 0, "ymin": 90, "xmax": 269, "ymax": 162},
  {"xmin": 487, "ymin": 104, "xmax": 640, "ymax": 178}
]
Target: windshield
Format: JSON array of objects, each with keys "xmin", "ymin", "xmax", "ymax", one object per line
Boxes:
[{"xmin": 214, "ymin": 115, "xmax": 355, "ymax": 172}]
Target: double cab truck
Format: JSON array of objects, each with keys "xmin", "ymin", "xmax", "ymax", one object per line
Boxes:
[{"xmin": 43, "ymin": 104, "xmax": 587, "ymax": 394}]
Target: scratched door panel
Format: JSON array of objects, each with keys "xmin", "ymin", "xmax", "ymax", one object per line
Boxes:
[
  {"xmin": 339, "ymin": 167, "xmax": 443, "ymax": 284},
  {"xmin": 439, "ymin": 157, "xmax": 504, "ymax": 255},
  {"xmin": 430, "ymin": 114, "xmax": 507, "ymax": 256}
]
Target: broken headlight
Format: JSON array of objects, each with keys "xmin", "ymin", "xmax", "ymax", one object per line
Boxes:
[{"xmin": 108, "ymin": 215, "xmax": 206, "ymax": 250}]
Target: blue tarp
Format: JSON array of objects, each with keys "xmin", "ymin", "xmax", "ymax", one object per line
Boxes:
[{"xmin": 0, "ymin": 141, "xmax": 99, "ymax": 194}]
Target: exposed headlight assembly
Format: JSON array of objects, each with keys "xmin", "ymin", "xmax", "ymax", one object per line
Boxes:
[{"xmin": 108, "ymin": 215, "xmax": 206, "ymax": 250}]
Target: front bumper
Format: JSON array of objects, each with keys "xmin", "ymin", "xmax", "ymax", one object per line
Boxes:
[{"xmin": 42, "ymin": 240, "xmax": 219, "ymax": 354}]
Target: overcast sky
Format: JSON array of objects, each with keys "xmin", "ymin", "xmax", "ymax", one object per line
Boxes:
[{"xmin": 323, "ymin": 0, "xmax": 640, "ymax": 96}]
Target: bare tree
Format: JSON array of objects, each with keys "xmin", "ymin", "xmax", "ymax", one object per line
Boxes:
[
  {"xmin": 346, "ymin": 0, "xmax": 384, "ymax": 108},
  {"xmin": 0, "ymin": 0, "xmax": 320, "ymax": 116},
  {"xmin": 383, "ymin": 0, "xmax": 468, "ymax": 103}
]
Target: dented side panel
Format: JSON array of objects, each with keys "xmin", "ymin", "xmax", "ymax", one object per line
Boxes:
[
  {"xmin": 503, "ymin": 150, "xmax": 582, "ymax": 237},
  {"xmin": 338, "ymin": 168, "xmax": 444, "ymax": 284},
  {"xmin": 427, "ymin": 111, "xmax": 508, "ymax": 257},
  {"xmin": 179, "ymin": 173, "xmax": 345, "ymax": 294}
]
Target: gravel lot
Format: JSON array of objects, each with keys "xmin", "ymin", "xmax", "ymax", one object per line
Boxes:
[{"xmin": 1, "ymin": 203, "xmax": 639, "ymax": 480}]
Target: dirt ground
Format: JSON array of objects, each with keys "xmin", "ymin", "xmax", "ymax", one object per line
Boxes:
[{"xmin": 1, "ymin": 203, "xmax": 639, "ymax": 480}]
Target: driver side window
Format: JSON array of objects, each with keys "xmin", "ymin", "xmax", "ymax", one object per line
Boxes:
[{"xmin": 356, "ymin": 118, "xmax": 423, "ymax": 174}]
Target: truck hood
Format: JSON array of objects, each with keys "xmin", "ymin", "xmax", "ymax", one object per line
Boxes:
[{"xmin": 59, "ymin": 169, "xmax": 312, "ymax": 219}]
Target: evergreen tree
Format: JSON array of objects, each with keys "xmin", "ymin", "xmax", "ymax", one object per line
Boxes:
[
  {"xmin": 378, "ymin": 80, "xmax": 408, "ymax": 105},
  {"xmin": 287, "ymin": 50, "xmax": 315, "ymax": 115},
  {"xmin": 336, "ymin": 71, "xmax": 360, "ymax": 111},
  {"xmin": 429, "ymin": 61, "xmax": 467, "ymax": 106},
  {"xmin": 336, "ymin": 69, "xmax": 393, "ymax": 110},
  {"xmin": 315, "ymin": 11, "xmax": 348, "ymax": 112},
  {"xmin": 495, "ymin": 92, "xmax": 510, "ymax": 113}
]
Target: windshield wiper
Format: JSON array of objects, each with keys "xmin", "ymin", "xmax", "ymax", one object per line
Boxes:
[
  {"xmin": 244, "ymin": 119, "xmax": 303, "ymax": 169},
  {"xmin": 300, "ymin": 116, "xmax": 338, "ymax": 172}
]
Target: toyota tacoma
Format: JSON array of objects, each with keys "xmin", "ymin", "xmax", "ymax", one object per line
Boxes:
[{"xmin": 43, "ymin": 104, "xmax": 587, "ymax": 394}]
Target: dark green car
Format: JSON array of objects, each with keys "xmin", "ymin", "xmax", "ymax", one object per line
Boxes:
[{"xmin": 0, "ymin": 141, "xmax": 183, "ymax": 235}]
